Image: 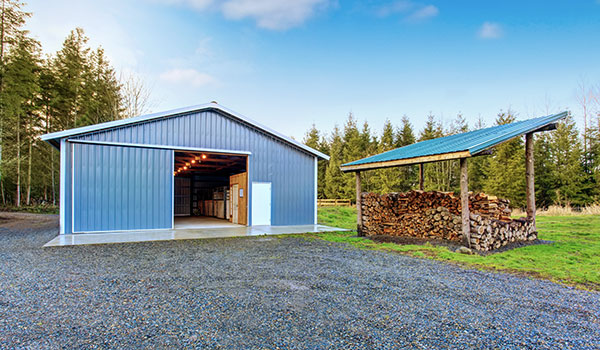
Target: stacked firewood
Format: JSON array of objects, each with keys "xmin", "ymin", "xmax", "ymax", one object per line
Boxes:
[
  {"xmin": 361, "ymin": 190, "xmax": 510, "ymax": 219},
  {"xmin": 369, "ymin": 207, "xmax": 463, "ymax": 241},
  {"xmin": 360, "ymin": 190, "xmax": 536, "ymax": 251},
  {"xmin": 469, "ymin": 214, "xmax": 536, "ymax": 251},
  {"xmin": 469, "ymin": 193, "xmax": 512, "ymax": 221}
]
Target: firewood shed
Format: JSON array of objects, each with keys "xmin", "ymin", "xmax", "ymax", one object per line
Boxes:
[{"xmin": 340, "ymin": 112, "xmax": 567, "ymax": 249}]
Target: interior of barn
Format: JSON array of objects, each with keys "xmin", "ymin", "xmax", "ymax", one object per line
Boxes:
[{"xmin": 173, "ymin": 151, "xmax": 248, "ymax": 228}]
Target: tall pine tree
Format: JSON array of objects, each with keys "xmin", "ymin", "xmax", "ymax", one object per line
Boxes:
[
  {"xmin": 341, "ymin": 113, "xmax": 363, "ymax": 200},
  {"xmin": 372, "ymin": 119, "xmax": 401, "ymax": 193},
  {"xmin": 468, "ymin": 117, "xmax": 488, "ymax": 193},
  {"xmin": 324, "ymin": 125, "xmax": 344, "ymax": 199},
  {"xmin": 484, "ymin": 110, "xmax": 526, "ymax": 207},
  {"xmin": 1, "ymin": 32, "xmax": 40, "ymax": 206},
  {"xmin": 303, "ymin": 124, "xmax": 329, "ymax": 198},
  {"xmin": 533, "ymin": 132, "xmax": 555, "ymax": 207},
  {"xmin": 549, "ymin": 114, "xmax": 587, "ymax": 205},
  {"xmin": 396, "ymin": 115, "xmax": 417, "ymax": 191}
]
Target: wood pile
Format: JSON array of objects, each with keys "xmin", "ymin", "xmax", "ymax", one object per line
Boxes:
[
  {"xmin": 360, "ymin": 190, "xmax": 536, "ymax": 251},
  {"xmin": 469, "ymin": 192, "xmax": 512, "ymax": 221},
  {"xmin": 469, "ymin": 214, "xmax": 536, "ymax": 251}
]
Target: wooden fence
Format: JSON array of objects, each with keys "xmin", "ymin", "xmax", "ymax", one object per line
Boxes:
[{"xmin": 317, "ymin": 199, "xmax": 352, "ymax": 207}]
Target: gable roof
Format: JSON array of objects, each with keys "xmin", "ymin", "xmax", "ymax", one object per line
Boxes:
[
  {"xmin": 41, "ymin": 102, "xmax": 329, "ymax": 160},
  {"xmin": 341, "ymin": 111, "xmax": 567, "ymax": 172}
]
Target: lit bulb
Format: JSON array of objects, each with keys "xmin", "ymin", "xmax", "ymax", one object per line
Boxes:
[
  {"xmin": 186, "ymin": 162, "xmax": 190, "ymax": 167},
  {"xmin": 183, "ymin": 166, "xmax": 187, "ymax": 170},
  {"xmin": 191, "ymin": 159, "xmax": 196, "ymax": 164},
  {"xmin": 201, "ymin": 154, "xmax": 207, "ymax": 159}
]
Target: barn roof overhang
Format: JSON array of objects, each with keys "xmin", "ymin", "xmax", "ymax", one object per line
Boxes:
[
  {"xmin": 340, "ymin": 111, "xmax": 567, "ymax": 173},
  {"xmin": 40, "ymin": 102, "xmax": 330, "ymax": 160}
]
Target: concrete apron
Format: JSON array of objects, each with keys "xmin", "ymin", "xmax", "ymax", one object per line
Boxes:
[{"xmin": 44, "ymin": 225, "xmax": 348, "ymax": 247}]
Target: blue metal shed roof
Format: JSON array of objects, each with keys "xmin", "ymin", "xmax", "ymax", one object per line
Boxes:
[{"xmin": 341, "ymin": 111, "xmax": 567, "ymax": 171}]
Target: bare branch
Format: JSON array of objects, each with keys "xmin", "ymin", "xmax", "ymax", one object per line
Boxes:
[{"xmin": 119, "ymin": 71, "xmax": 154, "ymax": 118}]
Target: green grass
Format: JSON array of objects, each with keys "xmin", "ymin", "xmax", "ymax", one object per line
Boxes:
[
  {"xmin": 0, "ymin": 205, "xmax": 59, "ymax": 215},
  {"xmin": 315, "ymin": 206, "xmax": 600, "ymax": 290},
  {"xmin": 317, "ymin": 206, "xmax": 357, "ymax": 230}
]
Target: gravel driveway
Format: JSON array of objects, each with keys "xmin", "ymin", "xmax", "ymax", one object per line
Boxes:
[{"xmin": 1, "ymin": 213, "xmax": 599, "ymax": 349}]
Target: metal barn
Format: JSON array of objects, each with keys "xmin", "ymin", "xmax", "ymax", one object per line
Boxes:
[{"xmin": 42, "ymin": 103, "xmax": 329, "ymax": 235}]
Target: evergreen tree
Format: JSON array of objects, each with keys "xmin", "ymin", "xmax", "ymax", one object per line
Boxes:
[
  {"xmin": 303, "ymin": 124, "xmax": 329, "ymax": 198},
  {"xmin": 450, "ymin": 113, "xmax": 468, "ymax": 134},
  {"xmin": 0, "ymin": 0, "xmax": 31, "ymax": 204},
  {"xmin": 484, "ymin": 110, "xmax": 526, "ymax": 207},
  {"xmin": 585, "ymin": 111, "xmax": 599, "ymax": 201},
  {"xmin": 396, "ymin": 115, "xmax": 415, "ymax": 147},
  {"xmin": 549, "ymin": 114, "xmax": 587, "ymax": 205},
  {"xmin": 38, "ymin": 58, "xmax": 59, "ymax": 204},
  {"xmin": 1, "ymin": 32, "xmax": 40, "ymax": 206},
  {"xmin": 372, "ymin": 119, "xmax": 401, "ymax": 193},
  {"xmin": 468, "ymin": 117, "xmax": 488, "ymax": 193},
  {"xmin": 441, "ymin": 113, "xmax": 469, "ymax": 192},
  {"xmin": 418, "ymin": 113, "xmax": 447, "ymax": 191},
  {"xmin": 396, "ymin": 115, "xmax": 417, "ymax": 191},
  {"xmin": 533, "ymin": 133, "xmax": 555, "ymax": 207},
  {"xmin": 340, "ymin": 113, "xmax": 363, "ymax": 200},
  {"xmin": 324, "ymin": 125, "xmax": 344, "ymax": 199},
  {"xmin": 359, "ymin": 120, "xmax": 377, "ymax": 192},
  {"xmin": 418, "ymin": 113, "xmax": 439, "ymax": 141},
  {"xmin": 52, "ymin": 28, "xmax": 91, "ymax": 129},
  {"xmin": 80, "ymin": 47, "xmax": 122, "ymax": 125},
  {"xmin": 0, "ymin": 7, "xmax": 149, "ymax": 207}
]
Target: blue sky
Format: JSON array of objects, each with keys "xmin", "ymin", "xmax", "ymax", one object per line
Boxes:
[{"xmin": 26, "ymin": 0, "xmax": 600, "ymax": 140}]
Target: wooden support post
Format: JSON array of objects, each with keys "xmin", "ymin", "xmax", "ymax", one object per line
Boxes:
[
  {"xmin": 419, "ymin": 163, "xmax": 424, "ymax": 190},
  {"xmin": 525, "ymin": 132, "xmax": 536, "ymax": 231},
  {"xmin": 460, "ymin": 158, "xmax": 471, "ymax": 248},
  {"xmin": 356, "ymin": 171, "xmax": 363, "ymax": 237}
]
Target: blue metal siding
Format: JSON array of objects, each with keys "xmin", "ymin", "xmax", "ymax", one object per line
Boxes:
[
  {"xmin": 68, "ymin": 110, "xmax": 315, "ymax": 227},
  {"xmin": 72, "ymin": 143, "xmax": 173, "ymax": 232}
]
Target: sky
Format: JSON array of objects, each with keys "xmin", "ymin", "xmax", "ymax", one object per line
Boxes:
[{"xmin": 25, "ymin": 0, "xmax": 600, "ymax": 140}]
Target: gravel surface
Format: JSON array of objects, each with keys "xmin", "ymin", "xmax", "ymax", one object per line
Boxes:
[{"xmin": 0, "ymin": 212, "xmax": 599, "ymax": 349}]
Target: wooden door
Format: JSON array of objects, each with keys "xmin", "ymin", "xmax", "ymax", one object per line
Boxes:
[
  {"xmin": 231, "ymin": 184, "xmax": 239, "ymax": 224},
  {"xmin": 229, "ymin": 172, "xmax": 248, "ymax": 225}
]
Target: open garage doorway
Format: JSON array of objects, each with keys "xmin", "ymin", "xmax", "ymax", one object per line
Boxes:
[{"xmin": 173, "ymin": 151, "xmax": 248, "ymax": 229}]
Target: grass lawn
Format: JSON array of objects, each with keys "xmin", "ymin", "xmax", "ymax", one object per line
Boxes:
[
  {"xmin": 316, "ymin": 206, "xmax": 600, "ymax": 291},
  {"xmin": 0, "ymin": 205, "xmax": 59, "ymax": 215}
]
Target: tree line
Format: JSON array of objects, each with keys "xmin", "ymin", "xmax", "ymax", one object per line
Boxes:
[
  {"xmin": 0, "ymin": 1, "xmax": 150, "ymax": 207},
  {"xmin": 304, "ymin": 105, "xmax": 600, "ymax": 209}
]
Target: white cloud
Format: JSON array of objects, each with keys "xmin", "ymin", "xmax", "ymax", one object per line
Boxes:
[
  {"xmin": 376, "ymin": 0, "xmax": 414, "ymax": 17},
  {"xmin": 222, "ymin": 0, "xmax": 331, "ymax": 30},
  {"xmin": 161, "ymin": 0, "xmax": 332, "ymax": 30},
  {"xmin": 159, "ymin": 68, "xmax": 216, "ymax": 87},
  {"xmin": 478, "ymin": 21, "xmax": 503, "ymax": 39},
  {"xmin": 407, "ymin": 4, "xmax": 438, "ymax": 21},
  {"xmin": 376, "ymin": 1, "xmax": 438, "ymax": 22},
  {"xmin": 157, "ymin": 0, "xmax": 215, "ymax": 10}
]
